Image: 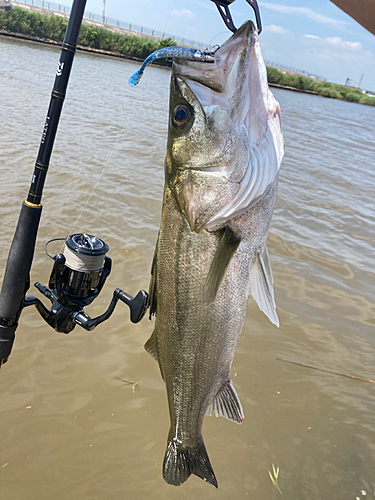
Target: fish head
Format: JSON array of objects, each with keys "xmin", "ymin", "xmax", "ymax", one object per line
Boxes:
[{"xmin": 165, "ymin": 21, "xmax": 284, "ymax": 232}]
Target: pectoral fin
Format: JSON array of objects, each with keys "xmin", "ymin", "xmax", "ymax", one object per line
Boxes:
[
  {"xmin": 206, "ymin": 379, "xmax": 244, "ymax": 423},
  {"xmin": 204, "ymin": 225, "xmax": 242, "ymax": 305},
  {"xmin": 249, "ymin": 247, "xmax": 279, "ymax": 327}
]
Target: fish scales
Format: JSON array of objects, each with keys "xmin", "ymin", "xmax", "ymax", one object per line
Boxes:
[{"xmin": 141, "ymin": 21, "xmax": 284, "ymax": 488}]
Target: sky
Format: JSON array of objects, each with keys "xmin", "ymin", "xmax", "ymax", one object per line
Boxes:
[{"xmin": 83, "ymin": 0, "xmax": 375, "ymax": 90}]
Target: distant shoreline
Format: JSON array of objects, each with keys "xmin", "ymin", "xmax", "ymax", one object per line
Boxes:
[
  {"xmin": 0, "ymin": 31, "xmax": 147, "ymax": 64},
  {"xmin": 0, "ymin": 30, "xmax": 310, "ymax": 88},
  {"xmin": 0, "ymin": 31, "xmax": 335, "ymax": 100},
  {"xmin": 0, "ymin": 30, "xmax": 314, "ymax": 89},
  {"xmin": 267, "ymin": 82, "xmax": 319, "ymax": 96}
]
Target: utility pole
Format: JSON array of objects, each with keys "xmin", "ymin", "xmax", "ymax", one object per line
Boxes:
[
  {"xmin": 102, "ymin": 0, "xmax": 106, "ymax": 23},
  {"xmin": 358, "ymin": 74, "xmax": 364, "ymax": 89}
]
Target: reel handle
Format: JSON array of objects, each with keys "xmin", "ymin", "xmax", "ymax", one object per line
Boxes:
[
  {"xmin": 115, "ymin": 289, "xmax": 149, "ymax": 324},
  {"xmin": 72, "ymin": 288, "xmax": 148, "ymax": 331}
]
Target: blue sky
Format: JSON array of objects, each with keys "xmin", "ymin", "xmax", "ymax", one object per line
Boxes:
[{"xmin": 84, "ymin": 0, "xmax": 375, "ymax": 90}]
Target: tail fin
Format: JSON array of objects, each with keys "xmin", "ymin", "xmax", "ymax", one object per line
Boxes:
[{"xmin": 163, "ymin": 438, "xmax": 218, "ymax": 488}]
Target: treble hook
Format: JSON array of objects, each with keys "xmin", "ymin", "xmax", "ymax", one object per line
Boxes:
[{"xmin": 210, "ymin": 0, "xmax": 262, "ymax": 34}]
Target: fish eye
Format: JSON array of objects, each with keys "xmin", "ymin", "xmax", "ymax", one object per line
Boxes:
[{"xmin": 172, "ymin": 105, "xmax": 192, "ymax": 129}]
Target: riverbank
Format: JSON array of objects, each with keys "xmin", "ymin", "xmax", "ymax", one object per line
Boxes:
[
  {"xmin": 0, "ymin": 5, "xmax": 177, "ymax": 61},
  {"xmin": 1, "ymin": 6, "xmax": 374, "ymax": 106},
  {"xmin": 266, "ymin": 66, "xmax": 375, "ymax": 106}
]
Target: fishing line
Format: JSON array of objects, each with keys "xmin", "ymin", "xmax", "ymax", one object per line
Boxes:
[
  {"xmin": 68, "ymin": 0, "xmax": 197, "ymax": 238},
  {"xmin": 163, "ymin": 0, "xmax": 178, "ymax": 36},
  {"xmin": 65, "ymin": 0, "xmax": 181, "ymax": 247},
  {"xmin": 65, "ymin": 124, "xmax": 126, "ymax": 238},
  {"xmin": 208, "ymin": 31, "xmax": 228, "ymax": 46},
  {"xmin": 63, "ymin": 90, "xmax": 141, "ymax": 249}
]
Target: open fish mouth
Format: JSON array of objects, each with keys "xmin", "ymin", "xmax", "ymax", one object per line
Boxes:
[{"xmin": 173, "ymin": 22, "xmax": 257, "ymax": 101}]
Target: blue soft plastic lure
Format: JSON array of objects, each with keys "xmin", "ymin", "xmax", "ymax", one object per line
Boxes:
[{"xmin": 129, "ymin": 46, "xmax": 215, "ymax": 87}]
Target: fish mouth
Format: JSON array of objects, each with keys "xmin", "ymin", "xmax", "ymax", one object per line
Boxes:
[{"xmin": 173, "ymin": 21, "xmax": 256, "ymax": 107}]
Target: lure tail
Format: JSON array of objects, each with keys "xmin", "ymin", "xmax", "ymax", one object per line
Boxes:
[{"xmin": 129, "ymin": 47, "xmax": 214, "ymax": 87}]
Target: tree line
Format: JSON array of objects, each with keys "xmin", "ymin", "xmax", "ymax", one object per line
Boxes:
[
  {"xmin": 266, "ymin": 66, "xmax": 375, "ymax": 107},
  {"xmin": 0, "ymin": 6, "xmax": 176, "ymax": 59}
]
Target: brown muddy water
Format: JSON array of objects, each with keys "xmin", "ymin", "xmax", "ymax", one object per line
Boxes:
[{"xmin": 0, "ymin": 36, "xmax": 375, "ymax": 500}]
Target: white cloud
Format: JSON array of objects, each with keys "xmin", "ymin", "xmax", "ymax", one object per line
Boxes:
[
  {"xmin": 326, "ymin": 37, "xmax": 363, "ymax": 51},
  {"xmin": 262, "ymin": 3, "xmax": 347, "ymax": 29},
  {"xmin": 171, "ymin": 9, "xmax": 195, "ymax": 19},
  {"xmin": 264, "ymin": 24, "xmax": 291, "ymax": 35},
  {"xmin": 304, "ymin": 34, "xmax": 364, "ymax": 52}
]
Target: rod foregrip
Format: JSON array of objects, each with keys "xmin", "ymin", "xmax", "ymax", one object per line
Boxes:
[{"xmin": 0, "ymin": 202, "xmax": 42, "ymax": 322}]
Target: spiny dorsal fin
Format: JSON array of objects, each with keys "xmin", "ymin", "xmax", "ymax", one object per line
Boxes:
[
  {"xmin": 204, "ymin": 225, "xmax": 242, "ymax": 305},
  {"xmin": 206, "ymin": 379, "xmax": 244, "ymax": 423},
  {"xmin": 249, "ymin": 248, "xmax": 279, "ymax": 327},
  {"xmin": 148, "ymin": 235, "xmax": 159, "ymax": 319}
]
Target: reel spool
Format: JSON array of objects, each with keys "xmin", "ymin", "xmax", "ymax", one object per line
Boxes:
[
  {"xmin": 47, "ymin": 234, "xmax": 111, "ymax": 305},
  {"xmin": 25, "ymin": 233, "xmax": 148, "ymax": 333},
  {"xmin": 62, "ymin": 234, "xmax": 109, "ymax": 297}
]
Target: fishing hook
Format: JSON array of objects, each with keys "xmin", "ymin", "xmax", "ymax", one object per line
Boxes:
[{"xmin": 210, "ymin": 0, "xmax": 262, "ymax": 34}]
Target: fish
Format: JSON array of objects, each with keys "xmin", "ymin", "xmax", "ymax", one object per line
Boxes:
[{"xmin": 139, "ymin": 21, "xmax": 284, "ymax": 487}]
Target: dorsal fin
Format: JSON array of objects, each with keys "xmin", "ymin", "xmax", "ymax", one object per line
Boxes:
[
  {"xmin": 204, "ymin": 225, "xmax": 242, "ymax": 305},
  {"xmin": 148, "ymin": 235, "xmax": 159, "ymax": 319}
]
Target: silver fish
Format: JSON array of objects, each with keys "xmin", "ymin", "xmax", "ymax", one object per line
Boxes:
[{"xmin": 143, "ymin": 21, "xmax": 284, "ymax": 487}]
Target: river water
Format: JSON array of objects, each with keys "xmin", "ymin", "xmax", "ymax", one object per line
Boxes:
[{"xmin": 0, "ymin": 35, "xmax": 374, "ymax": 500}]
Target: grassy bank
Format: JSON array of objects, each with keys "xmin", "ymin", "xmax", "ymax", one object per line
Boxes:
[
  {"xmin": 266, "ymin": 66, "xmax": 375, "ymax": 106},
  {"xmin": 1, "ymin": 6, "xmax": 374, "ymax": 106},
  {"xmin": 0, "ymin": 6, "xmax": 176, "ymax": 59}
]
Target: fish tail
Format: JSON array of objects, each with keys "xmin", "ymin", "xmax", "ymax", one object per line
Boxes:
[{"xmin": 163, "ymin": 437, "xmax": 218, "ymax": 488}]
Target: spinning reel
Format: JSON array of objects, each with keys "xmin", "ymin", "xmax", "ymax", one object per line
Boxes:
[{"xmin": 24, "ymin": 234, "xmax": 148, "ymax": 334}]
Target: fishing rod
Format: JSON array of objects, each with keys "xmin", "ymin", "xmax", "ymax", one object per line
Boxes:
[{"xmin": 0, "ymin": 0, "xmax": 148, "ymax": 366}]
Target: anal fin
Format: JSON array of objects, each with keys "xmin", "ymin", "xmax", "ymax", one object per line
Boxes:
[
  {"xmin": 249, "ymin": 247, "xmax": 279, "ymax": 327},
  {"xmin": 204, "ymin": 225, "xmax": 242, "ymax": 305},
  {"xmin": 206, "ymin": 379, "xmax": 244, "ymax": 423}
]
